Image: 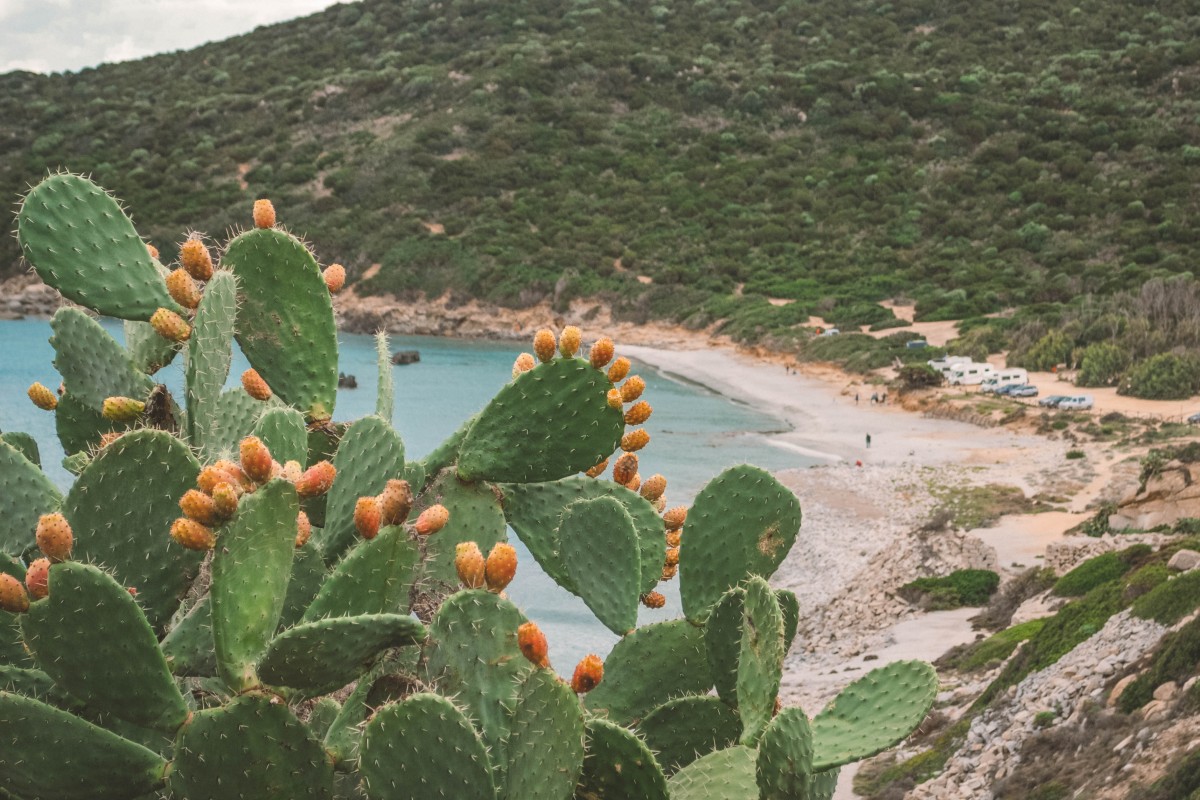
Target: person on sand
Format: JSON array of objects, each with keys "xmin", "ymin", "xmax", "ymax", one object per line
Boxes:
[
  {"xmin": 866, "ymin": 433, "xmax": 872, "ymax": 448},
  {"xmin": 855, "ymin": 392, "xmax": 859, "ymax": 405}
]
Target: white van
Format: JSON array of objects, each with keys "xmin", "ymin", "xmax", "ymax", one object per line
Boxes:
[
  {"xmin": 947, "ymin": 362, "xmax": 995, "ymax": 386},
  {"xmin": 927, "ymin": 355, "xmax": 972, "ymax": 376},
  {"xmin": 980, "ymin": 368, "xmax": 1029, "ymax": 393}
]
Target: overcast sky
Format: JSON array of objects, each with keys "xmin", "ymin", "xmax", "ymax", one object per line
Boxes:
[{"xmin": 0, "ymin": 0, "xmax": 343, "ymax": 74}]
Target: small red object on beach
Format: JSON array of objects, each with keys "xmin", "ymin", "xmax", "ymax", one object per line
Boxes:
[{"xmin": 855, "ymin": 460, "xmax": 863, "ymax": 467}]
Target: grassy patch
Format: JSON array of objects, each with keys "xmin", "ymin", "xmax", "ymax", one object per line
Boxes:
[
  {"xmin": 925, "ymin": 482, "xmax": 1039, "ymax": 530},
  {"xmin": 853, "ymin": 717, "xmax": 971, "ymax": 799},
  {"xmin": 900, "ymin": 569, "xmax": 1000, "ymax": 610},
  {"xmin": 1052, "ymin": 552, "xmax": 1133, "ymax": 597},
  {"xmin": 937, "ymin": 618, "xmax": 1047, "ymax": 673},
  {"xmin": 1131, "ymin": 569, "xmax": 1200, "ymax": 625},
  {"xmin": 1118, "ymin": 615, "xmax": 1200, "ymax": 713}
]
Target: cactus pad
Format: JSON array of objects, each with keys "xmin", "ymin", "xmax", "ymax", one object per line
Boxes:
[
  {"xmin": 705, "ymin": 585, "xmax": 800, "ymax": 708},
  {"xmin": 318, "ymin": 416, "xmax": 406, "ymax": 561},
  {"xmin": 123, "ymin": 319, "xmax": 179, "ymax": 375},
  {"xmin": 680, "ymin": 465, "xmax": 801, "ymax": 622},
  {"xmin": 637, "ymin": 695, "xmax": 742, "ymax": 776},
  {"xmin": 160, "ymin": 598, "xmax": 215, "ymax": 678},
  {"xmin": 0, "ymin": 432, "xmax": 40, "ymax": 467},
  {"xmin": 360, "ymin": 693, "xmax": 496, "ymax": 800},
  {"xmin": 206, "ymin": 389, "xmax": 273, "ymax": 460},
  {"xmin": 51, "ymin": 307, "xmax": 154, "ymax": 410},
  {"xmin": 0, "ymin": 440, "xmax": 61, "ymax": 555},
  {"xmin": 416, "ymin": 469, "xmax": 507, "ymax": 588},
  {"xmin": 457, "ymin": 358, "xmax": 623, "ymax": 483},
  {"xmin": 55, "ymin": 392, "xmax": 123, "ymax": 456},
  {"xmin": 253, "ymin": 406, "xmax": 309, "ymax": 465},
  {"xmin": 756, "ymin": 707, "xmax": 815, "ymax": 799},
  {"xmin": 303, "ymin": 525, "xmax": 419, "ymax": 621},
  {"xmin": 17, "ymin": 173, "xmax": 181, "ymax": 320},
  {"xmin": 278, "ymin": 541, "xmax": 329, "ymax": 629},
  {"xmin": 503, "ymin": 668, "xmax": 586, "ymax": 800},
  {"xmin": 376, "ymin": 330, "xmax": 394, "ymax": 421},
  {"xmin": 560, "ymin": 496, "xmax": 641, "ymax": 634},
  {"xmin": 737, "ymin": 576, "xmax": 785, "ymax": 746},
  {"xmin": 666, "ymin": 745, "xmax": 757, "ymax": 800},
  {"xmin": 576, "ymin": 718, "xmax": 669, "ymax": 800},
  {"xmin": 185, "ymin": 271, "xmax": 237, "ymax": 452}
]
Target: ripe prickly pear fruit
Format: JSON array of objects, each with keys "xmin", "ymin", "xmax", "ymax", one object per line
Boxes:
[
  {"xmin": 102, "ymin": 396, "xmax": 145, "ymax": 422},
  {"xmin": 179, "ymin": 489, "xmax": 221, "ymax": 527},
  {"xmin": 533, "ymin": 329, "xmax": 557, "ymax": 363},
  {"xmin": 241, "ymin": 368, "xmax": 272, "ymax": 401},
  {"xmin": 166, "ymin": 268, "xmax": 201, "ymax": 309},
  {"xmin": 621, "ymin": 429, "xmax": 650, "ymax": 452},
  {"xmin": 455, "ymin": 542, "xmax": 486, "ymax": 589},
  {"xmin": 640, "ymin": 474, "xmax": 667, "ymax": 502},
  {"xmin": 653, "ymin": 495, "xmax": 667, "ymax": 513},
  {"xmin": 607, "ymin": 389, "xmax": 623, "ymax": 410},
  {"xmin": 571, "ymin": 654, "xmax": 604, "ymax": 694},
  {"xmin": 354, "ymin": 496, "xmax": 382, "ymax": 540},
  {"xmin": 664, "ymin": 547, "xmax": 680, "ymax": 568},
  {"xmin": 36, "ymin": 513, "xmax": 73, "ymax": 562},
  {"xmin": 589, "ymin": 337, "xmax": 614, "ymax": 369},
  {"xmin": 295, "ymin": 511, "xmax": 312, "ymax": 548},
  {"xmin": 27, "ymin": 382, "xmax": 57, "ymax": 411},
  {"xmin": 281, "ymin": 460, "xmax": 302, "ymax": 484},
  {"xmin": 146, "ymin": 243, "xmax": 159, "ymax": 259},
  {"xmin": 517, "ymin": 621, "xmax": 549, "ymax": 668},
  {"xmin": 620, "ymin": 376, "xmax": 646, "ymax": 403},
  {"xmin": 25, "ymin": 558, "xmax": 51, "ymax": 600},
  {"xmin": 295, "ymin": 461, "xmax": 336, "ymax": 497},
  {"xmin": 0, "ymin": 573, "xmax": 29, "ymax": 613},
  {"xmin": 641, "ymin": 591, "xmax": 666, "ymax": 609},
  {"xmin": 607, "ymin": 357, "xmax": 631, "ymax": 383},
  {"xmin": 612, "ymin": 453, "xmax": 638, "ymax": 486},
  {"xmin": 211, "ymin": 482, "xmax": 239, "ymax": 520},
  {"xmin": 663, "ymin": 506, "xmax": 687, "ymax": 531},
  {"xmin": 585, "ymin": 458, "xmax": 609, "ymax": 478},
  {"xmin": 625, "ymin": 473, "xmax": 641, "ymax": 492},
  {"xmin": 485, "ymin": 542, "xmax": 517, "ymax": 592},
  {"xmin": 661, "ymin": 563, "xmax": 678, "ymax": 581},
  {"xmin": 253, "ymin": 198, "xmax": 276, "ymax": 229},
  {"xmin": 379, "ymin": 479, "xmax": 413, "ymax": 526},
  {"xmin": 198, "ymin": 460, "xmax": 250, "ymax": 494},
  {"xmin": 151, "ymin": 307, "xmax": 191, "ymax": 342},
  {"xmin": 239, "ymin": 436, "xmax": 274, "ymax": 484},
  {"xmin": 179, "ymin": 237, "xmax": 214, "ymax": 281},
  {"xmin": 559, "ymin": 326, "xmax": 582, "ymax": 358},
  {"xmin": 512, "ymin": 352, "xmax": 536, "ymax": 379},
  {"xmin": 171, "ymin": 518, "xmax": 216, "ymax": 551},
  {"xmin": 624, "ymin": 400, "xmax": 652, "ymax": 426},
  {"xmin": 414, "ymin": 504, "xmax": 449, "ymax": 536},
  {"xmin": 665, "ymin": 530, "xmax": 681, "ymax": 548},
  {"xmin": 323, "ymin": 263, "xmax": 346, "ymax": 293}
]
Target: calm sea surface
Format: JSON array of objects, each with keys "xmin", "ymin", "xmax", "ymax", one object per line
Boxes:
[{"xmin": 0, "ymin": 318, "xmax": 811, "ymax": 670}]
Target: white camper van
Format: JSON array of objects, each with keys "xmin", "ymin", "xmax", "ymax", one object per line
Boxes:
[
  {"xmin": 947, "ymin": 362, "xmax": 995, "ymax": 386},
  {"xmin": 980, "ymin": 368, "xmax": 1029, "ymax": 393},
  {"xmin": 927, "ymin": 355, "xmax": 972, "ymax": 377}
]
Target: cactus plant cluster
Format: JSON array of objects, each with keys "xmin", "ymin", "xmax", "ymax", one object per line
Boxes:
[{"xmin": 0, "ymin": 173, "xmax": 939, "ymax": 799}]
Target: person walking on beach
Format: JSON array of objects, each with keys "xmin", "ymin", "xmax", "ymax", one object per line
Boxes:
[
  {"xmin": 855, "ymin": 392, "xmax": 859, "ymax": 405},
  {"xmin": 866, "ymin": 433, "xmax": 872, "ymax": 448}
]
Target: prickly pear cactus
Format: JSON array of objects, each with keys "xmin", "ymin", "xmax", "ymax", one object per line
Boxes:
[{"xmin": 0, "ymin": 174, "xmax": 939, "ymax": 800}]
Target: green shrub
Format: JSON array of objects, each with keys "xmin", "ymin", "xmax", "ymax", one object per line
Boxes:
[
  {"xmin": 1053, "ymin": 552, "xmax": 1131, "ymax": 598},
  {"xmin": 1132, "ymin": 569, "xmax": 1200, "ymax": 625},
  {"xmin": 937, "ymin": 618, "xmax": 1047, "ymax": 672},
  {"xmin": 1140, "ymin": 748, "xmax": 1200, "ymax": 800},
  {"xmin": 901, "ymin": 569, "xmax": 1000, "ymax": 609},
  {"xmin": 1119, "ymin": 352, "xmax": 1200, "ymax": 400},
  {"xmin": 1033, "ymin": 710, "xmax": 1056, "ymax": 728},
  {"xmin": 1075, "ymin": 342, "xmax": 1129, "ymax": 387},
  {"xmin": 1065, "ymin": 450, "xmax": 1085, "ymax": 460},
  {"xmin": 1118, "ymin": 615, "xmax": 1200, "ymax": 713},
  {"xmin": 1123, "ymin": 563, "xmax": 1171, "ymax": 602}
]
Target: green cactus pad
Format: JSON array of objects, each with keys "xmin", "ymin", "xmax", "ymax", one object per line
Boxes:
[
  {"xmin": 457, "ymin": 358, "xmax": 623, "ymax": 483},
  {"xmin": 0, "ymin": 613, "xmax": 29, "ymax": 668},
  {"xmin": 585, "ymin": 619, "xmax": 712, "ymax": 726},
  {"xmin": 705, "ymin": 586, "xmax": 800, "ymax": 708},
  {"xmin": 504, "ymin": 669, "xmax": 585, "ymax": 800},
  {"xmin": 0, "ymin": 691, "xmax": 167, "ymax": 800},
  {"xmin": 224, "ymin": 228, "xmax": 338, "ymax": 420},
  {"xmin": 737, "ymin": 576, "xmax": 785, "ymax": 746},
  {"xmin": 637, "ymin": 695, "xmax": 742, "ymax": 776},
  {"xmin": 317, "ymin": 415, "xmax": 406, "ymax": 561},
  {"xmin": 279, "ymin": 541, "xmax": 329, "ymax": 629},
  {"xmin": 755, "ymin": 707, "xmax": 815, "ymax": 799},
  {"xmin": 185, "ymin": 270, "xmax": 237, "ymax": 453},
  {"xmin": 560, "ymin": 496, "xmax": 641, "ymax": 634},
  {"xmin": 302, "ymin": 421, "xmax": 345, "ymax": 527},
  {"xmin": 360, "ymin": 693, "xmax": 496, "ymax": 800},
  {"xmin": 169, "ymin": 692, "xmax": 334, "ymax": 800},
  {"xmin": 666, "ymin": 745, "xmax": 757, "ymax": 800},
  {"xmin": 308, "ymin": 697, "xmax": 342, "ymax": 741},
  {"xmin": 416, "ymin": 413, "xmax": 476, "ymax": 483},
  {"xmin": 20, "ymin": 563, "xmax": 188, "ymax": 733},
  {"xmin": 426, "ymin": 589, "xmax": 532, "ymax": 770},
  {"xmin": 56, "ymin": 392, "xmax": 124, "ymax": 456},
  {"xmin": 303, "ymin": 526, "xmax": 419, "ymax": 621},
  {"xmin": 811, "ymin": 660, "xmax": 938, "ymax": 771},
  {"xmin": 376, "ymin": 330, "xmax": 394, "ymax": 421},
  {"xmin": 577, "ymin": 718, "xmax": 669, "ymax": 800},
  {"xmin": 211, "ymin": 479, "xmax": 299, "ymax": 691},
  {"xmin": 259, "ymin": 613, "xmax": 425, "ymax": 695},
  {"xmin": 0, "ymin": 432, "xmax": 39, "ymax": 467},
  {"xmin": 253, "ymin": 405, "xmax": 309, "ymax": 465},
  {"xmin": 0, "ymin": 439, "xmax": 61, "ymax": 555},
  {"xmin": 324, "ymin": 662, "xmax": 382, "ymax": 767},
  {"xmin": 51, "ymin": 307, "xmax": 154, "ymax": 410},
  {"xmin": 205, "ymin": 388, "xmax": 274, "ymax": 460},
  {"xmin": 500, "ymin": 476, "xmax": 665, "ymax": 595},
  {"xmin": 63, "ymin": 428, "xmax": 201, "ymax": 630},
  {"xmin": 680, "ymin": 465, "xmax": 801, "ymax": 623},
  {"xmin": 415, "ymin": 469, "xmax": 507, "ymax": 589},
  {"xmin": 123, "ymin": 319, "xmax": 179, "ymax": 375},
  {"xmin": 160, "ymin": 598, "xmax": 215, "ymax": 678},
  {"xmin": 17, "ymin": 173, "xmax": 182, "ymax": 320},
  {"xmin": 0, "ymin": 666, "xmax": 55, "ymax": 700}
]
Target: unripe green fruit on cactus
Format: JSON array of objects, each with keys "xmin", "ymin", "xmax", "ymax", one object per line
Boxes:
[
  {"xmin": 211, "ymin": 482, "xmax": 239, "ymax": 519},
  {"xmin": 102, "ymin": 396, "xmax": 145, "ymax": 422},
  {"xmin": 35, "ymin": 512, "xmax": 73, "ymax": 562}
]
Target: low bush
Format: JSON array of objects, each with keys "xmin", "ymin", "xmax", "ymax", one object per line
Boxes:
[
  {"xmin": 1117, "ymin": 615, "xmax": 1200, "ymax": 713},
  {"xmin": 1131, "ymin": 569, "xmax": 1200, "ymax": 625},
  {"xmin": 937, "ymin": 618, "xmax": 1047, "ymax": 673},
  {"xmin": 901, "ymin": 569, "xmax": 1000, "ymax": 610},
  {"xmin": 1052, "ymin": 552, "xmax": 1130, "ymax": 597}
]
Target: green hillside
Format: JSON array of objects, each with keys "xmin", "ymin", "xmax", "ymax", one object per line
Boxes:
[{"xmin": 3, "ymin": 0, "xmax": 1200, "ymax": 339}]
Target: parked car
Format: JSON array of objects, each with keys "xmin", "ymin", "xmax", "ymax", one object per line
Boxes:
[
  {"xmin": 1187, "ymin": 411, "xmax": 1200, "ymax": 425},
  {"xmin": 993, "ymin": 384, "xmax": 1020, "ymax": 396},
  {"xmin": 1038, "ymin": 395, "xmax": 1070, "ymax": 408},
  {"xmin": 1008, "ymin": 384, "xmax": 1039, "ymax": 398},
  {"xmin": 819, "ymin": 328, "xmax": 840, "ymax": 337},
  {"xmin": 1058, "ymin": 396, "xmax": 1095, "ymax": 411},
  {"xmin": 980, "ymin": 369, "xmax": 1030, "ymax": 394},
  {"xmin": 905, "ymin": 340, "xmax": 928, "ymax": 349}
]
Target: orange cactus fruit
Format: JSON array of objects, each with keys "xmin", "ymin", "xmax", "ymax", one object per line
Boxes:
[
  {"xmin": 607, "ymin": 389, "xmax": 623, "ymax": 410},
  {"xmin": 607, "ymin": 357, "xmax": 631, "ymax": 383},
  {"xmin": 35, "ymin": 513, "xmax": 73, "ymax": 563},
  {"xmin": 379, "ymin": 479, "xmax": 413, "ymax": 526},
  {"xmin": 664, "ymin": 547, "xmax": 680, "ymax": 568},
  {"xmin": 517, "ymin": 621, "xmax": 549, "ymax": 668},
  {"xmin": 241, "ymin": 368, "xmax": 272, "ymax": 401},
  {"xmin": 27, "ymin": 382, "xmax": 57, "ymax": 411},
  {"xmin": 150, "ymin": 308, "xmax": 191, "ymax": 342},
  {"xmin": 663, "ymin": 506, "xmax": 688, "ymax": 531},
  {"xmin": 624, "ymin": 400, "xmax": 652, "ymax": 426},
  {"xmin": 589, "ymin": 337, "xmax": 614, "ymax": 369},
  {"xmin": 323, "ymin": 263, "xmax": 346, "ymax": 294},
  {"xmin": 585, "ymin": 458, "xmax": 609, "ymax": 478},
  {"xmin": 665, "ymin": 530, "xmax": 682, "ymax": 548},
  {"xmin": 102, "ymin": 396, "xmax": 145, "ymax": 422},
  {"xmin": 166, "ymin": 268, "xmax": 201, "ymax": 309},
  {"xmin": 559, "ymin": 326, "xmax": 582, "ymax": 358},
  {"xmin": 485, "ymin": 542, "xmax": 518, "ymax": 592},
  {"xmin": 653, "ymin": 495, "xmax": 667, "ymax": 513},
  {"xmin": 295, "ymin": 511, "xmax": 312, "ymax": 548},
  {"xmin": 414, "ymin": 504, "xmax": 449, "ymax": 536},
  {"xmin": 198, "ymin": 460, "xmax": 249, "ymax": 495},
  {"xmin": 146, "ymin": 243, "xmax": 160, "ymax": 259},
  {"xmin": 620, "ymin": 429, "xmax": 650, "ymax": 453},
  {"xmin": 533, "ymin": 329, "xmax": 557, "ymax": 363},
  {"xmin": 639, "ymin": 474, "xmax": 667, "ymax": 502},
  {"xmin": 661, "ymin": 563, "xmax": 678, "ymax": 581},
  {"xmin": 253, "ymin": 198, "xmax": 276, "ymax": 229},
  {"xmin": 354, "ymin": 496, "xmax": 382, "ymax": 540},
  {"xmin": 625, "ymin": 473, "xmax": 641, "ymax": 492},
  {"xmin": 512, "ymin": 352, "xmax": 537, "ymax": 379},
  {"xmin": 641, "ymin": 591, "xmax": 666, "ymax": 609},
  {"xmin": 0, "ymin": 573, "xmax": 30, "ymax": 613},
  {"xmin": 571, "ymin": 654, "xmax": 604, "ymax": 693},
  {"xmin": 455, "ymin": 542, "xmax": 487, "ymax": 589},
  {"xmin": 211, "ymin": 482, "xmax": 239, "ymax": 520},
  {"xmin": 295, "ymin": 461, "xmax": 337, "ymax": 498},
  {"xmin": 612, "ymin": 453, "xmax": 638, "ymax": 486},
  {"xmin": 620, "ymin": 376, "xmax": 646, "ymax": 403},
  {"xmin": 170, "ymin": 518, "xmax": 216, "ymax": 551},
  {"xmin": 281, "ymin": 460, "xmax": 303, "ymax": 484},
  {"xmin": 25, "ymin": 558, "xmax": 51, "ymax": 600},
  {"xmin": 179, "ymin": 489, "xmax": 221, "ymax": 527},
  {"xmin": 239, "ymin": 436, "xmax": 274, "ymax": 484},
  {"xmin": 179, "ymin": 237, "xmax": 214, "ymax": 281}
]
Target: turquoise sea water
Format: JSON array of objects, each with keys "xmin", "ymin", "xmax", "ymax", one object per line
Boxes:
[{"xmin": 0, "ymin": 318, "xmax": 810, "ymax": 670}]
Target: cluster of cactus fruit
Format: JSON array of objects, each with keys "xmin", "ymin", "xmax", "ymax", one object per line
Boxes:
[{"xmin": 0, "ymin": 173, "xmax": 939, "ymax": 800}]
